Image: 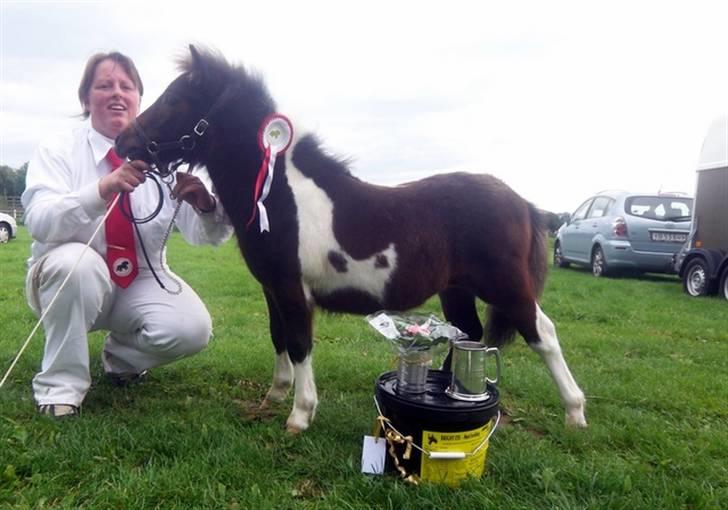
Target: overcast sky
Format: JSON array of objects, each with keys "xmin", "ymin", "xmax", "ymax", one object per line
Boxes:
[{"xmin": 1, "ymin": 0, "xmax": 727, "ymax": 213}]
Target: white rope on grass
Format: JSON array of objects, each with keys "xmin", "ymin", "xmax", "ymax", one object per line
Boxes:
[{"xmin": 0, "ymin": 194, "xmax": 121, "ymax": 389}]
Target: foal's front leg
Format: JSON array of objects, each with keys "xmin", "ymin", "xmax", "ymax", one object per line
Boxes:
[
  {"xmin": 268, "ymin": 284, "xmax": 318, "ymax": 434},
  {"xmin": 261, "ymin": 289, "xmax": 294, "ymax": 406}
]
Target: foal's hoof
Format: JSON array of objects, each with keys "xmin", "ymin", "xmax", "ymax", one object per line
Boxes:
[
  {"xmin": 285, "ymin": 410, "xmax": 313, "ymax": 434},
  {"xmin": 285, "ymin": 424, "xmax": 304, "ymax": 435},
  {"xmin": 565, "ymin": 410, "xmax": 588, "ymax": 428}
]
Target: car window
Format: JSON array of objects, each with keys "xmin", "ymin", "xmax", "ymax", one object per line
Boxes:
[
  {"xmin": 571, "ymin": 199, "xmax": 593, "ymax": 221},
  {"xmin": 624, "ymin": 196, "xmax": 694, "ymax": 220},
  {"xmin": 587, "ymin": 197, "xmax": 612, "ymax": 219}
]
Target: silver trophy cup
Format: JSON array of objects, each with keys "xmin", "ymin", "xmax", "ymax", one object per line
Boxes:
[{"xmin": 446, "ymin": 341, "xmax": 501, "ymax": 401}]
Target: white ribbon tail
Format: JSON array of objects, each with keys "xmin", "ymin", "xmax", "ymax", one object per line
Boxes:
[{"xmin": 256, "ymin": 149, "xmax": 278, "ymax": 232}]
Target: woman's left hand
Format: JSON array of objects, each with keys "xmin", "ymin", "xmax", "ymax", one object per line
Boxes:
[{"xmin": 172, "ymin": 172, "xmax": 216, "ymax": 213}]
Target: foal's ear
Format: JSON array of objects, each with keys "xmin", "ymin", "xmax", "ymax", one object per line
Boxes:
[
  {"xmin": 188, "ymin": 44, "xmax": 206, "ymax": 85},
  {"xmin": 189, "ymin": 44, "xmax": 201, "ymax": 66}
]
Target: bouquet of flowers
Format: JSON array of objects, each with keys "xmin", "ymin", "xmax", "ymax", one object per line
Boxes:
[{"xmin": 366, "ymin": 312, "xmax": 467, "ymax": 355}]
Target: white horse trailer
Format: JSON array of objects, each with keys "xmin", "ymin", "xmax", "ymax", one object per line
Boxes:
[{"xmin": 679, "ymin": 116, "xmax": 728, "ymax": 300}]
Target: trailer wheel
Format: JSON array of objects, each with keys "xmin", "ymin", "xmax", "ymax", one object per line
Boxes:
[
  {"xmin": 683, "ymin": 258, "xmax": 712, "ymax": 297},
  {"xmin": 720, "ymin": 266, "xmax": 728, "ymax": 301}
]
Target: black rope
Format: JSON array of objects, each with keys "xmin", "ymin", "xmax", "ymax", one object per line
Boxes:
[
  {"xmin": 132, "ymin": 216, "xmax": 167, "ymax": 290},
  {"xmin": 118, "ymin": 171, "xmax": 165, "ymax": 224},
  {"xmin": 116, "ymin": 168, "xmax": 175, "ymax": 290}
]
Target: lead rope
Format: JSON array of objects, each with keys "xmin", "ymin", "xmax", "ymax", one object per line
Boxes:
[
  {"xmin": 124, "ymin": 168, "xmax": 187, "ymax": 296},
  {"xmin": 1, "ymin": 168, "xmax": 194, "ymax": 387},
  {"xmin": 0, "ymin": 194, "xmax": 121, "ymax": 389},
  {"xmin": 153, "ymin": 166, "xmax": 200, "ymax": 295},
  {"xmin": 157, "ymin": 192, "xmax": 184, "ymax": 295}
]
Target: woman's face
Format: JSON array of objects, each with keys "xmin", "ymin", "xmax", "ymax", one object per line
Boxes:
[{"xmin": 85, "ymin": 58, "xmax": 140, "ymax": 139}]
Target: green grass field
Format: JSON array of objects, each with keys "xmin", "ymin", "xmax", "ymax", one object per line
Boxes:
[{"xmin": 1, "ymin": 227, "xmax": 726, "ymax": 509}]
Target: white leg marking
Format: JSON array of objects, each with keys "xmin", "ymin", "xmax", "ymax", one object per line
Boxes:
[
  {"xmin": 286, "ymin": 355, "xmax": 318, "ymax": 433},
  {"xmin": 264, "ymin": 352, "xmax": 294, "ymax": 403},
  {"xmin": 531, "ymin": 304, "xmax": 587, "ymax": 427}
]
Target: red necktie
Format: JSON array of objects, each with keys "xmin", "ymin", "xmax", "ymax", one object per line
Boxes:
[{"xmin": 104, "ymin": 148, "xmax": 139, "ymax": 288}]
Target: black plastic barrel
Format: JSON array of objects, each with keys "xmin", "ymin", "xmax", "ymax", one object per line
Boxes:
[{"xmin": 375, "ymin": 370, "xmax": 500, "ymax": 485}]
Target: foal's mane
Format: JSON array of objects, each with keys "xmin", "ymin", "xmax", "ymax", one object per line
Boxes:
[
  {"xmin": 178, "ymin": 46, "xmax": 276, "ymax": 123},
  {"xmin": 176, "ymin": 47, "xmax": 240, "ymax": 83},
  {"xmin": 175, "ymin": 46, "xmax": 358, "ymax": 181}
]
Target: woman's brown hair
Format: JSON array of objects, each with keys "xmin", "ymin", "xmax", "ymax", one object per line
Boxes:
[{"xmin": 77, "ymin": 51, "xmax": 144, "ymax": 118}]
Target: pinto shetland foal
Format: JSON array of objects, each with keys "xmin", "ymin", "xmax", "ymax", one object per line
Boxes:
[{"xmin": 116, "ymin": 46, "xmax": 587, "ymax": 433}]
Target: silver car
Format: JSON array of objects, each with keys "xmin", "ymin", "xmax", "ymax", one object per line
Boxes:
[
  {"xmin": 0, "ymin": 212, "xmax": 18, "ymax": 243},
  {"xmin": 554, "ymin": 191, "xmax": 693, "ymax": 276}
]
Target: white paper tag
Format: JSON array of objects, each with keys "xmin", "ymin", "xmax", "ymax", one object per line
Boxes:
[
  {"xmin": 367, "ymin": 312, "xmax": 399, "ymax": 340},
  {"xmin": 361, "ymin": 435, "xmax": 386, "ymax": 475}
]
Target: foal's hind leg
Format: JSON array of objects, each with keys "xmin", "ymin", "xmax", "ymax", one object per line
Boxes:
[
  {"xmin": 261, "ymin": 290, "xmax": 294, "ymax": 407},
  {"xmin": 439, "ymin": 287, "xmax": 483, "ymax": 370},
  {"xmin": 513, "ymin": 302, "xmax": 587, "ymax": 427}
]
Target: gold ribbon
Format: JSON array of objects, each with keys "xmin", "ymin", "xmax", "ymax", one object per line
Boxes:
[{"xmin": 373, "ymin": 415, "xmax": 420, "ymax": 485}]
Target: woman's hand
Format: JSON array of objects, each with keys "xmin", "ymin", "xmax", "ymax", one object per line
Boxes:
[
  {"xmin": 172, "ymin": 172, "xmax": 216, "ymax": 213},
  {"xmin": 99, "ymin": 160, "xmax": 149, "ymax": 201}
]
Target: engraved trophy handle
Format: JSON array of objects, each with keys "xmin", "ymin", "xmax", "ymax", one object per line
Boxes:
[{"xmin": 485, "ymin": 347, "xmax": 501, "ymax": 385}]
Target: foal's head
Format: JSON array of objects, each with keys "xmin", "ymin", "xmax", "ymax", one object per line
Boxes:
[{"xmin": 116, "ymin": 45, "xmax": 274, "ymax": 173}]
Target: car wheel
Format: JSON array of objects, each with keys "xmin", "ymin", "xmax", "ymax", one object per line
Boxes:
[
  {"xmin": 591, "ymin": 245, "xmax": 609, "ymax": 277},
  {"xmin": 683, "ymin": 258, "xmax": 712, "ymax": 297},
  {"xmin": 553, "ymin": 242, "xmax": 569, "ymax": 268},
  {"xmin": 0, "ymin": 222, "xmax": 10, "ymax": 243},
  {"xmin": 720, "ymin": 266, "xmax": 728, "ymax": 301}
]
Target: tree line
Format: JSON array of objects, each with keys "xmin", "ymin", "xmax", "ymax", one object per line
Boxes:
[{"xmin": 0, "ymin": 163, "xmax": 28, "ymax": 196}]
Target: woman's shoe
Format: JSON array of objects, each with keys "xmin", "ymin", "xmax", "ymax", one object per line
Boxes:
[{"xmin": 38, "ymin": 404, "xmax": 79, "ymax": 418}]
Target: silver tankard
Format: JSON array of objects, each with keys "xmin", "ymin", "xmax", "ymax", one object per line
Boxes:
[{"xmin": 445, "ymin": 341, "xmax": 501, "ymax": 401}]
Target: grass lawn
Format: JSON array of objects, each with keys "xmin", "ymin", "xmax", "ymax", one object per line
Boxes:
[{"xmin": 1, "ymin": 227, "xmax": 726, "ymax": 509}]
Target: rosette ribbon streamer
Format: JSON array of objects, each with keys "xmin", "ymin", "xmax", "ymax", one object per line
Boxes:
[{"xmin": 246, "ymin": 113, "xmax": 293, "ymax": 232}]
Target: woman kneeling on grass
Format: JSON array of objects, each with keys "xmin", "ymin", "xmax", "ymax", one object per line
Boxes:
[{"xmin": 22, "ymin": 51, "xmax": 233, "ymax": 418}]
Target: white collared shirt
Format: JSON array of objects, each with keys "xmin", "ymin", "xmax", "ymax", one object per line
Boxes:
[{"xmin": 22, "ymin": 121, "xmax": 233, "ymax": 269}]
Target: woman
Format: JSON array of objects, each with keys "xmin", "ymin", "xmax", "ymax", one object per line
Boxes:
[{"xmin": 22, "ymin": 51, "xmax": 233, "ymax": 417}]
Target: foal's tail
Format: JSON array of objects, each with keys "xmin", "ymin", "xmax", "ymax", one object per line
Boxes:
[
  {"xmin": 485, "ymin": 202, "xmax": 547, "ymax": 347},
  {"xmin": 527, "ymin": 202, "xmax": 547, "ymax": 298}
]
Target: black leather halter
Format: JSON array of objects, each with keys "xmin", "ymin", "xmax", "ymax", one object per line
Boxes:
[
  {"xmin": 131, "ymin": 83, "xmax": 235, "ymax": 176},
  {"xmin": 131, "ymin": 118, "xmax": 209, "ymax": 177}
]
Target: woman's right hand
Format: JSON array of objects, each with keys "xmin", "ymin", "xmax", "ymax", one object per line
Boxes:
[{"xmin": 98, "ymin": 160, "xmax": 149, "ymax": 201}]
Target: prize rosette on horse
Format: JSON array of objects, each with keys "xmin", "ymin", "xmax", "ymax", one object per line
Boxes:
[
  {"xmin": 247, "ymin": 113, "xmax": 293, "ymax": 232},
  {"xmin": 367, "ymin": 312, "xmax": 467, "ymax": 394}
]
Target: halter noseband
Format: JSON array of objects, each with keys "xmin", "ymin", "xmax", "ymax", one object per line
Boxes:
[
  {"xmin": 132, "ymin": 118, "xmax": 209, "ymax": 177},
  {"xmin": 132, "ymin": 84, "xmax": 234, "ymax": 176}
]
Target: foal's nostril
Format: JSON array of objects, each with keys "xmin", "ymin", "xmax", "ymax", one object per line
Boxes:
[
  {"xmin": 114, "ymin": 133, "xmax": 129, "ymax": 157},
  {"xmin": 114, "ymin": 131, "xmax": 145, "ymax": 161}
]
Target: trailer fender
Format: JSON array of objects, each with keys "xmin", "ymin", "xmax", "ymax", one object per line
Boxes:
[{"xmin": 679, "ymin": 249, "xmax": 724, "ymax": 279}]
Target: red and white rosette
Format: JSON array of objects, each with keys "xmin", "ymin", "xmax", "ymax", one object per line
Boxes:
[{"xmin": 246, "ymin": 113, "xmax": 293, "ymax": 232}]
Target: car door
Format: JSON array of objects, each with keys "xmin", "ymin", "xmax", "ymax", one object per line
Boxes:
[
  {"xmin": 561, "ymin": 198, "xmax": 593, "ymax": 261},
  {"xmin": 578, "ymin": 196, "xmax": 612, "ymax": 255}
]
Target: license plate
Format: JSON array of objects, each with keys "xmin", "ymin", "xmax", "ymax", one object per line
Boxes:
[{"xmin": 650, "ymin": 231, "xmax": 687, "ymax": 243}]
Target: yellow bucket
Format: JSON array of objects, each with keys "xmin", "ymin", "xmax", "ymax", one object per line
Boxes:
[{"xmin": 374, "ymin": 370, "xmax": 500, "ymax": 486}]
